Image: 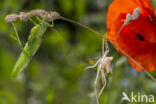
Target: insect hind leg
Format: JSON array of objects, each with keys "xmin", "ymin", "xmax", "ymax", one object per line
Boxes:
[
  {"xmin": 94, "ymin": 64, "xmax": 101, "ymax": 104},
  {"xmin": 98, "ymin": 69, "xmax": 106, "ymax": 98},
  {"xmin": 84, "ymin": 58, "xmax": 101, "ymax": 71}
]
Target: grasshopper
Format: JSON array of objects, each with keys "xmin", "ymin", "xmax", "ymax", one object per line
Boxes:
[
  {"xmin": 5, "ymin": 10, "xmax": 59, "ymax": 77},
  {"xmin": 11, "ymin": 20, "xmax": 50, "ymax": 77}
]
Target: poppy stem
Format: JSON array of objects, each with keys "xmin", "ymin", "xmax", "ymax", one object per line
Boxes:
[{"xmin": 112, "ymin": 43, "xmax": 156, "ymax": 82}]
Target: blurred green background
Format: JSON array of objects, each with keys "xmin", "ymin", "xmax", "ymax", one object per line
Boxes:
[{"xmin": 0, "ymin": 0, "xmax": 156, "ymax": 104}]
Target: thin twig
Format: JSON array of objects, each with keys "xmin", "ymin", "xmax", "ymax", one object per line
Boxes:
[{"xmin": 59, "ymin": 17, "xmax": 105, "ymax": 39}]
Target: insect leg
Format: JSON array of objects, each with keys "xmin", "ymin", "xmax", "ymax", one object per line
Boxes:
[
  {"xmin": 36, "ymin": 16, "xmax": 53, "ymax": 27},
  {"xmin": 29, "ymin": 17, "xmax": 37, "ymax": 25},
  {"xmin": 105, "ymin": 40, "xmax": 109, "ymax": 52},
  {"xmin": 41, "ymin": 13, "xmax": 48, "ymax": 25},
  {"xmin": 28, "ymin": 11, "xmax": 38, "ymax": 25},
  {"xmin": 84, "ymin": 58, "xmax": 101, "ymax": 71},
  {"xmin": 12, "ymin": 23, "xmax": 31, "ymax": 59},
  {"xmin": 103, "ymin": 40, "xmax": 109, "ymax": 57},
  {"xmin": 102, "ymin": 38, "xmax": 105, "ymax": 55},
  {"xmin": 49, "ymin": 21, "xmax": 54, "ymax": 28},
  {"xmin": 94, "ymin": 64, "xmax": 101, "ymax": 104},
  {"xmin": 36, "ymin": 16, "xmax": 42, "ymax": 22},
  {"xmin": 98, "ymin": 69, "xmax": 106, "ymax": 98}
]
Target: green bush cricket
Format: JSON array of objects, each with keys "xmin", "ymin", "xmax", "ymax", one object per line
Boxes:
[{"xmin": 11, "ymin": 18, "xmax": 51, "ymax": 77}]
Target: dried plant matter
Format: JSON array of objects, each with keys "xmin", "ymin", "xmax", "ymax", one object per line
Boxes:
[
  {"xmin": 5, "ymin": 9, "xmax": 61, "ymax": 23},
  {"xmin": 85, "ymin": 39, "xmax": 113, "ymax": 104}
]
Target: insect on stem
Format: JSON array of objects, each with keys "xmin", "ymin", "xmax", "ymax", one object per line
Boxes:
[{"xmin": 11, "ymin": 19, "xmax": 50, "ymax": 77}]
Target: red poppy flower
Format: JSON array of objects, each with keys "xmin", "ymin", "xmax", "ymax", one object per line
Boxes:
[{"xmin": 107, "ymin": 0, "xmax": 156, "ymax": 71}]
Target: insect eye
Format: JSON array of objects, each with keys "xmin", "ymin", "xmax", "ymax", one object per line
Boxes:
[{"xmin": 136, "ymin": 34, "xmax": 144, "ymax": 41}]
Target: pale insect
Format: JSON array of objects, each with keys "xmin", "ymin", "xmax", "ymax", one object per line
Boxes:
[{"xmin": 85, "ymin": 38, "xmax": 113, "ymax": 104}]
